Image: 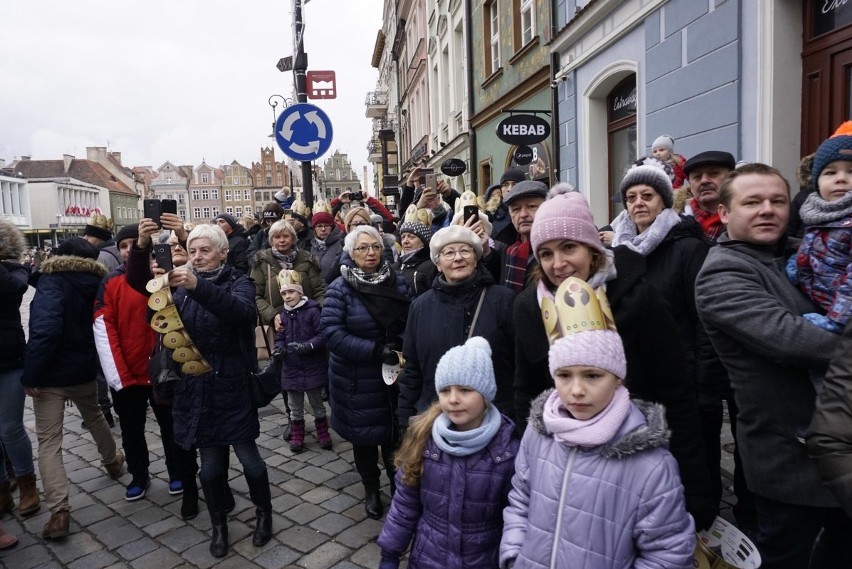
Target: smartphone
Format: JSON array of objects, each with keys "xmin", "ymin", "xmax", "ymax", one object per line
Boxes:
[
  {"xmin": 417, "ymin": 168, "xmax": 434, "ymax": 186},
  {"xmin": 463, "ymin": 205, "xmax": 479, "ymax": 224},
  {"xmin": 351, "ymin": 191, "xmax": 364, "ymax": 201},
  {"xmin": 161, "ymin": 199, "xmax": 177, "ymax": 216},
  {"xmin": 424, "ymin": 173, "xmax": 438, "ymax": 192},
  {"xmin": 152, "ymin": 243, "xmax": 174, "ymax": 272},
  {"xmin": 143, "ymin": 199, "xmax": 162, "ymax": 226}
]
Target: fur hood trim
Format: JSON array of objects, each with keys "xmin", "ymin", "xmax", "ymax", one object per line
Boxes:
[
  {"xmin": 40, "ymin": 255, "xmax": 108, "ymax": 278},
  {"xmin": 528, "ymin": 389, "xmax": 670, "ymax": 457},
  {"xmin": 0, "ymin": 219, "xmax": 27, "ymax": 261}
]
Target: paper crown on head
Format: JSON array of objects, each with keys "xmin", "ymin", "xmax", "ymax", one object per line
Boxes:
[
  {"xmin": 276, "ymin": 269, "xmax": 303, "ymax": 292},
  {"xmin": 478, "ymin": 185, "xmax": 503, "ymax": 213},
  {"xmin": 398, "ymin": 204, "xmax": 433, "ymax": 245},
  {"xmin": 455, "ymin": 189, "xmax": 478, "ymax": 214},
  {"xmin": 540, "ymin": 277, "xmax": 617, "ymax": 345},
  {"xmin": 84, "ymin": 214, "xmax": 115, "ymax": 241},
  {"xmin": 287, "ymin": 198, "xmax": 311, "ymax": 222},
  {"xmin": 403, "ymin": 203, "xmax": 432, "ymax": 226},
  {"xmin": 313, "ymin": 197, "xmax": 332, "ymax": 214}
]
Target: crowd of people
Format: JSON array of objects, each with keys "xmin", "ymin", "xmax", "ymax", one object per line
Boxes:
[{"xmin": 1, "ymin": 125, "xmax": 852, "ymax": 568}]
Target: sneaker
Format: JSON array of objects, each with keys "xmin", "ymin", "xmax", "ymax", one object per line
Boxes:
[
  {"xmin": 168, "ymin": 480, "xmax": 183, "ymax": 496},
  {"xmin": 125, "ymin": 476, "xmax": 150, "ymax": 502},
  {"xmin": 104, "ymin": 452, "xmax": 125, "ymax": 480}
]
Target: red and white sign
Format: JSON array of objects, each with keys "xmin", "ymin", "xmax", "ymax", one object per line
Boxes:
[{"xmin": 306, "ymin": 70, "xmax": 336, "ymax": 100}]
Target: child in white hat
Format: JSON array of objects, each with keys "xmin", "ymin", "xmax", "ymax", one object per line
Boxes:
[
  {"xmin": 378, "ymin": 337, "xmax": 519, "ymax": 569},
  {"xmin": 651, "ymin": 134, "xmax": 687, "ymax": 188}
]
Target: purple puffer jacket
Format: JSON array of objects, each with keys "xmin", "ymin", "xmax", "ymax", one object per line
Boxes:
[
  {"xmin": 378, "ymin": 413, "xmax": 520, "ymax": 569},
  {"xmin": 273, "ymin": 299, "xmax": 328, "ymax": 392},
  {"xmin": 500, "ymin": 391, "xmax": 695, "ymax": 569}
]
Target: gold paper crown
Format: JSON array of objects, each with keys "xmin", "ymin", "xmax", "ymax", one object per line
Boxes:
[
  {"xmin": 276, "ymin": 269, "xmax": 302, "ymax": 291},
  {"xmin": 477, "ymin": 191, "xmax": 502, "ymax": 214},
  {"xmin": 89, "ymin": 214, "xmax": 114, "ymax": 231},
  {"xmin": 540, "ymin": 277, "xmax": 617, "ymax": 344},
  {"xmin": 313, "ymin": 197, "xmax": 332, "ymax": 214},
  {"xmin": 290, "ymin": 198, "xmax": 311, "ymax": 219},
  {"xmin": 403, "ymin": 204, "xmax": 433, "ymax": 226},
  {"xmin": 455, "ymin": 189, "xmax": 478, "ymax": 214}
]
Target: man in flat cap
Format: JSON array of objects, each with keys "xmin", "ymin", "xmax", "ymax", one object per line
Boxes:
[{"xmin": 683, "ymin": 151, "xmax": 736, "ymax": 244}]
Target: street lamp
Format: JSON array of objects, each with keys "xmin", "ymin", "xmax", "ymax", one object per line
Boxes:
[{"xmin": 267, "ymin": 94, "xmax": 294, "ymax": 138}]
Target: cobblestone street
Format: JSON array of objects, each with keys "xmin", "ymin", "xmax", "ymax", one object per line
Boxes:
[{"xmin": 1, "ymin": 287, "xmax": 739, "ymax": 568}]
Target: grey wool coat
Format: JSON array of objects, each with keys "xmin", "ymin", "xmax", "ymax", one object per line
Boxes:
[{"xmin": 695, "ymin": 234, "xmax": 840, "ymax": 507}]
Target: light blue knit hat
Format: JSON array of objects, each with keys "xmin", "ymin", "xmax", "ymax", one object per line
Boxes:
[{"xmin": 434, "ymin": 337, "xmax": 496, "ymax": 402}]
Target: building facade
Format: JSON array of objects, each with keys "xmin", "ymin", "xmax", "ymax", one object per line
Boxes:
[
  {"xmin": 0, "ymin": 166, "xmax": 30, "ymax": 230},
  {"xmin": 149, "ymin": 162, "xmax": 191, "ymax": 222},
  {"xmin": 189, "ymin": 162, "xmax": 222, "ymax": 223},
  {"xmin": 319, "ymin": 150, "xmax": 361, "ymax": 200},
  {"xmin": 551, "ymin": 0, "xmax": 842, "ymax": 226},
  {"xmin": 221, "ymin": 161, "xmax": 255, "ymax": 218},
  {"xmin": 251, "ymin": 147, "xmax": 295, "ymax": 209}
]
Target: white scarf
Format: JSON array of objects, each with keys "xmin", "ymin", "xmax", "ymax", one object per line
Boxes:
[{"xmin": 611, "ymin": 208, "xmax": 682, "ymax": 257}]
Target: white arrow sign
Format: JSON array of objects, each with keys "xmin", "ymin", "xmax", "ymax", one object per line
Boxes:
[
  {"xmin": 305, "ymin": 111, "xmax": 326, "ymax": 139},
  {"xmin": 279, "ymin": 112, "xmax": 301, "ymax": 140},
  {"xmin": 290, "ymin": 140, "xmax": 321, "ymax": 154}
]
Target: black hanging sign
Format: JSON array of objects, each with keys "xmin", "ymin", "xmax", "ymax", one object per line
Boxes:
[
  {"xmin": 440, "ymin": 159, "xmax": 467, "ymax": 177},
  {"xmin": 496, "ymin": 114, "xmax": 551, "ymax": 145}
]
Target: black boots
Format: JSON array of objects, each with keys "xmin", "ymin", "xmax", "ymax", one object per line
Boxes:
[
  {"xmin": 181, "ymin": 477, "xmax": 199, "ymax": 521},
  {"xmin": 246, "ymin": 470, "xmax": 273, "ymax": 547},
  {"xmin": 200, "ymin": 477, "xmax": 229, "ymax": 558},
  {"xmin": 364, "ymin": 486, "xmax": 383, "ymax": 520}
]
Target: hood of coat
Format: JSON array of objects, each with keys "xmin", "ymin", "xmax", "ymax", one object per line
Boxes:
[
  {"xmin": 0, "ymin": 219, "xmax": 27, "ymax": 262},
  {"xmin": 527, "ymin": 389, "xmax": 670, "ymax": 458},
  {"xmin": 39, "ymin": 255, "xmax": 108, "ymax": 278}
]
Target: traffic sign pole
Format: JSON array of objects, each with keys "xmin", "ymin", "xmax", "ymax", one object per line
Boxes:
[{"xmin": 293, "ymin": 0, "xmax": 314, "ymax": 208}]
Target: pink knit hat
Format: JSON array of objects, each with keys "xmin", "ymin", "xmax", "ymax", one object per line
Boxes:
[
  {"xmin": 548, "ymin": 329, "xmax": 627, "ymax": 379},
  {"xmin": 530, "ymin": 185, "xmax": 605, "ymax": 258}
]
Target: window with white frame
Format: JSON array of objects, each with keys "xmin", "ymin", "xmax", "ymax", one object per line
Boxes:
[
  {"xmin": 192, "ymin": 190, "xmax": 200, "ymax": 200},
  {"xmin": 212, "ymin": 207, "xmax": 219, "ymax": 216},
  {"xmin": 226, "ymin": 207, "xmax": 234, "ymax": 214},
  {"xmin": 520, "ymin": 0, "xmax": 534, "ymax": 45},
  {"xmin": 193, "ymin": 207, "xmax": 201, "ymax": 219},
  {"xmin": 179, "ymin": 209, "xmax": 186, "ymax": 220},
  {"xmin": 178, "ymin": 194, "xmax": 185, "ymax": 204},
  {"xmin": 225, "ymin": 190, "xmax": 232, "ymax": 201},
  {"xmin": 202, "ymin": 207, "xmax": 211, "ymax": 219},
  {"xmin": 489, "ymin": 1, "xmax": 500, "ymax": 74},
  {"xmin": 235, "ymin": 206, "xmax": 243, "ymax": 216},
  {"xmin": 201, "ymin": 173, "xmax": 209, "ymax": 184},
  {"xmin": 244, "ymin": 190, "xmax": 251, "ymax": 200},
  {"xmin": 202, "ymin": 190, "xmax": 210, "ymax": 200},
  {"xmin": 212, "ymin": 189, "xmax": 218, "ymax": 199}
]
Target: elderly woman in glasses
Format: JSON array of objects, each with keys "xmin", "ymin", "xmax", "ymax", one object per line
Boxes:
[
  {"xmin": 397, "ymin": 224, "xmax": 516, "ymax": 433},
  {"xmin": 320, "ymin": 226, "xmax": 411, "ymax": 520}
]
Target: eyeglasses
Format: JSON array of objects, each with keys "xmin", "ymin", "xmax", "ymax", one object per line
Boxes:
[
  {"xmin": 354, "ymin": 244, "xmax": 382, "ymax": 254},
  {"xmin": 314, "ymin": 224, "xmax": 332, "ymax": 230},
  {"xmin": 439, "ymin": 247, "xmax": 474, "ymax": 260},
  {"xmin": 349, "ymin": 221, "xmax": 368, "ymax": 227}
]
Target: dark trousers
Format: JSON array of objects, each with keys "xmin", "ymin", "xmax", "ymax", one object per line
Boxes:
[
  {"xmin": 95, "ymin": 371, "xmax": 112, "ymax": 412},
  {"xmin": 111, "ymin": 385, "xmax": 185, "ymax": 480},
  {"xmin": 754, "ymin": 495, "xmax": 852, "ymax": 569},
  {"xmin": 352, "ymin": 444, "xmax": 395, "ymax": 490},
  {"xmin": 698, "ymin": 389, "xmax": 756, "ymax": 525}
]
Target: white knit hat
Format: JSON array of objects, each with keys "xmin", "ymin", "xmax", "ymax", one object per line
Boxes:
[
  {"xmin": 429, "ymin": 225, "xmax": 484, "ymax": 264},
  {"xmin": 652, "ymin": 135, "xmax": 674, "ymax": 153},
  {"xmin": 434, "ymin": 337, "xmax": 497, "ymax": 402}
]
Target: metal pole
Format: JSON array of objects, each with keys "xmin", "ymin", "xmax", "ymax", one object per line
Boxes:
[{"xmin": 294, "ymin": 0, "xmax": 314, "ymax": 209}]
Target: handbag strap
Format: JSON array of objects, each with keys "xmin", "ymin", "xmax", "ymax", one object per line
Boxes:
[{"xmin": 467, "ymin": 288, "xmax": 487, "ymax": 340}]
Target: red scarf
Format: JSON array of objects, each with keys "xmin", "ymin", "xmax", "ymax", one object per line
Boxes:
[{"xmin": 690, "ymin": 198, "xmax": 723, "ymax": 242}]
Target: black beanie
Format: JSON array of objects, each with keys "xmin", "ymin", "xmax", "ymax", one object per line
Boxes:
[
  {"xmin": 114, "ymin": 224, "xmax": 139, "ymax": 246},
  {"xmin": 56, "ymin": 237, "xmax": 98, "ymax": 259}
]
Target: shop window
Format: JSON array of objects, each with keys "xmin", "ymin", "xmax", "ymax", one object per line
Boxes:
[{"xmin": 606, "ymin": 75, "xmax": 637, "ymax": 220}]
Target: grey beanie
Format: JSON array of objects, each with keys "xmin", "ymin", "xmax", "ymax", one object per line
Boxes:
[
  {"xmin": 619, "ymin": 163, "xmax": 674, "ymax": 208},
  {"xmin": 434, "ymin": 337, "xmax": 496, "ymax": 402},
  {"xmin": 652, "ymin": 135, "xmax": 675, "ymax": 153}
]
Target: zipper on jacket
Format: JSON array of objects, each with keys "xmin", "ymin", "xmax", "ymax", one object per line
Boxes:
[{"xmin": 550, "ymin": 447, "xmax": 578, "ymax": 569}]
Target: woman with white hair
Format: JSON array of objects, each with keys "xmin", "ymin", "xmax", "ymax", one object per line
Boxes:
[
  {"xmin": 252, "ymin": 219, "xmax": 325, "ymax": 325},
  {"xmin": 167, "ymin": 224, "xmax": 272, "ymax": 558},
  {"xmin": 320, "ymin": 226, "xmax": 411, "ymax": 520}
]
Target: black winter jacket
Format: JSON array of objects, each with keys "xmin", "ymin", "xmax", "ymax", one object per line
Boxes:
[
  {"xmin": 513, "ymin": 246, "xmax": 714, "ymax": 522},
  {"xmin": 226, "ymin": 225, "xmax": 250, "ymax": 275},
  {"xmin": 21, "ymin": 256, "xmax": 107, "ymax": 387},
  {"xmin": 398, "ymin": 265, "xmax": 516, "ymax": 426},
  {"xmin": 394, "ymin": 247, "xmax": 436, "ymax": 298},
  {"xmin": 0, "ymin": 261, "xmax": 28, "ymax": 370},
  {"xmin": 171, "ymin": 266, "xmax": 258, "ymax": 449}
]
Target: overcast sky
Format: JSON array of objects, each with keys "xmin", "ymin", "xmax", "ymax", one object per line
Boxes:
[{"xmin": 0, "ymin": 1, "xmax": 383, "ymax": 191}]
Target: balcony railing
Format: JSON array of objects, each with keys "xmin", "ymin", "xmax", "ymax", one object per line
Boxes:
[{"xmin": 365, "ymin": 90, "xmax": 388, "ymax": 118}]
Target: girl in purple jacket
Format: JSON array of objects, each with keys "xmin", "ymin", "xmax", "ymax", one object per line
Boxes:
[
  {"xmin": 378, "ymin": 337, "xmax": 519, "ymax": 569},
  {"xmin": 500, "ymin": 279, "xmax": 695, "ymax": 569},
  {"xmin": 274, "ymin": 269, "xmax": 332, "ymax": 453}
]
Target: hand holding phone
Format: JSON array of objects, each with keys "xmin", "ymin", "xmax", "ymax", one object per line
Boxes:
[
  {"xmin": 463, "ymin": 205, "xmax": 479, "ymax": 224},
  {"xmin": 152, "ymin": 243, "xmax": 174, "ymax": 272},
  {"xmin": 423, "ymin": 173, "xmax": 438, "ymax": 192},
  {"xmin": 161, "ymin": 199, "xmax": 177, "ymax": 215},
  {"xmin": 143, "ymin": 199, "xmax": 162, "ymax": 227}
]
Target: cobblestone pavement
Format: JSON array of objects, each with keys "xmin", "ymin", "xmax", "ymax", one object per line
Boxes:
[{"xmin": 1, "ymin": 287, "xmax": 739, "ymax": 568}]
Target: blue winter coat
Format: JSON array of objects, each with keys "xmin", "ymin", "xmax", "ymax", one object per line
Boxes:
[
  {"xmin": 321, "ymin": 266, "xmax": 410, "ymax": 445},
  {"xmin": 501, "ymin": 392, "xmax": 695, "ymax": 569},
  {"xmin": 378, "ymin": 414, "xmax": 519, "ymax": 569},
  {"xmin": 274, "ymin": 299, "xmax": 328, "ymax": 392},
  {"xmin": 171, "ymin": 266, "xmax": 259, "ymax": 450},
  {"xmin": 21, "ymin": 256, "xmax": 107, "ymax": 388}
]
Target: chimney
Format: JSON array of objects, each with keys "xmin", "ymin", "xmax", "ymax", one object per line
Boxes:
[
  {"xmin": 86, "ymin": 147, "xmax": 107, "ymax": 161},
  {"xmin": 63, "ymin": 154, "xmax": 74, "ymax": 173},
  {"xmin": 20, "ymin": 155, "xmax": 31, "ymax": 161},
  {"xmin": 111, "ymin": 152, "xmax": 122, "ymax": 164}
]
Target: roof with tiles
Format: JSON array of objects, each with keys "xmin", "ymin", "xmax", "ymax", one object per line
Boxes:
[{"xmin": 11, "ymin": 158, "xmax": 137, "ymax": 195}]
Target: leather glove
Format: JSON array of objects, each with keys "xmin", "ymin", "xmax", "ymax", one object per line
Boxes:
[
  {"xmin": 287, "ymin": 342, "xmax": 309, "ymax": 354},
  {"xmin": 802, "ymin": 313, "xmax": 843, "ymax": 333},
  {"xmin": 684, "ymin": 492, "xmax": 718, "ymax": 532},
  {"xmin": 270, "ymin": 347, "xmax": 284, "ymax": 361},
  {"xmin": 785, "ymin": 254, "xmax": 799, "ymax": 285}
]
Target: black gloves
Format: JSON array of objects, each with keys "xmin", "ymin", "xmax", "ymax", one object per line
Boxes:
[
  {"xmin": 374, "ymin": 342, "xmax": 401, "ymax": 365},
  {"xmin": 270, "ymin": 347, "xmax": 284, "ymax": 361},
  {"xmin": 287, "ymin": 342, "xmax": 310, "ymax": 355}
]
